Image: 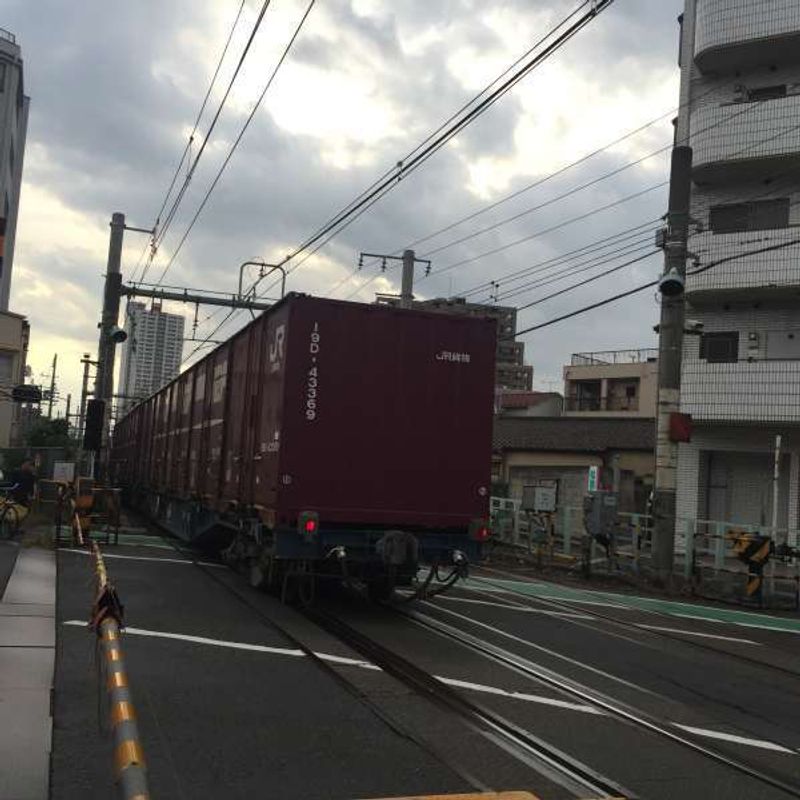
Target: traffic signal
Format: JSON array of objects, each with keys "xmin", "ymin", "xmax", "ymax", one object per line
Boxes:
[{"xmin": 83, "ymin": 399, "xmax": 105, "ymax": 451}]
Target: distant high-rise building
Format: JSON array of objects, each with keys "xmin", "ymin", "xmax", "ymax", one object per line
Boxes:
[
  {"xmin": 675, "ymin": 2, "xmax": 800, "ymax": 535},
  {"xmin": 0, "ymin": 29, "xmax": 29, "ymax": 311},
  {"xmin": 119, "ymin": 302, "xmax": 185, "ymax": 414}
]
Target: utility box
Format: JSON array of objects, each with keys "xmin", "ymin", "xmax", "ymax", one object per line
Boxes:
[{"xmin": 583, "ymin": 491, "xmax": 618, "ymax": 541}]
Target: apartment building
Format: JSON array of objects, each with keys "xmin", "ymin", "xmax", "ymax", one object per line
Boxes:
[
  {"xmin": 675, "ymin": 1, "xmax": 800, "ymax": 536},
  {"xmin": 563, "ymin": 349, "xmax": 658, "ymax": 417},
  {"xmin": 0, "ymin": 28, "xmax": 29, "ymax": 310},
  {"xmin": 119, "ymin": 302, "xmax": 185, "ymax": 414}
]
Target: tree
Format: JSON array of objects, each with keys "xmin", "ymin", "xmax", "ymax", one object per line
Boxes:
[{"xmin": 24, "ymin": 418, "xmax": 74, "ymax": 449}]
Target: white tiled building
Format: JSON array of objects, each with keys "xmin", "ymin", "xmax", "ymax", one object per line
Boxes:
[
  {"xmin": 119, "ymin": 302, "xmax": 185, "ymax": 414},
  {"xmin": 675, "ymin": 1, "xmax": 800, "ymax": 538},
  {"xmin": 0, "ymin": 28, "xmax": 29, "ymax": 311}
]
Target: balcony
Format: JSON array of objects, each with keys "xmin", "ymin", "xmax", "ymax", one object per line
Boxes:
[
  {"xmin": 0, "ymin": 28, "xmax": 15, "ymax": 44},
  {"xmin": 690, "ymin": 95, "xmax": 800, "ymax": 182},
  {"xmin": 571, "ymin": 349, "xmax": 658, "ymax": 366},
  {"xmin": 686, "ymin": 227, "xmax": 800, "ymax": 299},
  {"xmin": 564, "ymin": 396, "xmax": 640, "ymax": 413},
  {"xmin": 682, "ymin": 357, "xmax": 800, "ymax": 423},
  {"xmin": 694, "ymin": 0, "xmax": 800, "ymax": 74}
]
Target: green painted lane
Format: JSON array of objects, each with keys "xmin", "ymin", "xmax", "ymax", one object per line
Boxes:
[{"xmin": 470, "ymin": 574, "xmax": 800, "ymax": 634}]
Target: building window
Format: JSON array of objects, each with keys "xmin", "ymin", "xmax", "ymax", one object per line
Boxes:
[
  {"xmin": 0, "ymin": 63, "xmax": 5, "ymax": 92},
  {"xmin": 700, "ymin": 331, "xmax": 739, "ymax": 363},
  {"xmin": 748, "ymin": 84, "xmax": 787, "ymax": 102},
  {"xmin": 709, "ymin": 199, "xmax": 790, "ymax": 234},
  {"xmin": 0, "ymin": 351, "xmax": 14, "ymax": 380}
]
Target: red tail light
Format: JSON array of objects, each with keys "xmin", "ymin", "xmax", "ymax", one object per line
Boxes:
[
  {"xmin": 469, "ymin": 519, "xmax": 491, "ymax": 541},
  {"xmin": 298, "ymin": 511, "xmax": 319, "ymax": 539}
]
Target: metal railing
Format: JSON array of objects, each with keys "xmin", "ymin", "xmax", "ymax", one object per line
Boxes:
[
  {"xmin": 489, "ymin": 502, "xmax": 800, "ymax": 607},
  {"xmin": 0, "ymin": 28, "xmax": 16, "ymax": 44},
  {"xmin": 564, "ymin": 396, "xmax": 640, "ymax": 412},
  {"xmin": 571, "ymin": 348, "xmax": 658, "ymax": 366}
]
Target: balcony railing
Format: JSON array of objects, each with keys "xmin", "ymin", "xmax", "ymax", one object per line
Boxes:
[
  {"xmin": 564, "ymin": 396, "xmax": 640, "ymax": 413},
  {"xmin": 691, "ymin": 95, "xmax": 800, "ymax": 181},
  {"xmin": 570, "ymin": 349, "xmax": 658, "ymax": 366},
  {"xmin": 681, "ymin": 358, "xmax": 800, "ymax": 422},
  {"xmin": 686, "ymin": 227, "xmax": 800, "ymax": 296},
  {"xmin": 694, "ymin": 0, "xmax": 800, "ymax": 73},
  {"xmin": 0, "ymin": 28, "xmax": 15, "ymax": 44}
]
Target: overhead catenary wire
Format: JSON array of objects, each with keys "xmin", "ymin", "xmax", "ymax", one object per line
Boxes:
[
  {"xmin": 212, "ymin": 1, "xmax": 616, "ymax": 340},
  {"xmin": 155, "ymin": 0, "xmax": 317, "ymax": 291},
  {"xmin": 142, "ymin": 0, "xmax": 274, "ymax": 286},
  {"xmin": 266, "ymin": 0, "xmax": 617, "ymax": 282}
]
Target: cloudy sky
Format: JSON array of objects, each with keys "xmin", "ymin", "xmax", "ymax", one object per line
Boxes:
[{"xmin": 3, "ymin": 0, "xmax": 683, "ymax": 412}]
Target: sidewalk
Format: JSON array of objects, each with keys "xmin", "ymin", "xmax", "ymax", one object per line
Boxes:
[{"xmin": 0, "ymin": 534, "xmax": 56, "ymax": 800}]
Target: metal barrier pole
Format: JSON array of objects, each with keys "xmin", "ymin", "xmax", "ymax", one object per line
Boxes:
[
  {"xmin": 683, "ymin": 519, "xmax": 695, "ymax": 581},
  {"xmin": 713, "ymin": 522, "xmax": 725, "ymax": 574},
  {"xmin": 78, "ymin": 514, "xmax": 150, "ymax": 800},
  {"xmin": 562, "ymin": 507, "xmax": 572, "ymax": 556}
]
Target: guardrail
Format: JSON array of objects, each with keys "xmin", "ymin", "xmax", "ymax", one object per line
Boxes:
[
  {"xmin": 490, "ymin": 503, "xmax": 800, "ymax": 607},
  {"xmin": 72, "ymin": 507, "xmax": 150, "ymax": 799}
]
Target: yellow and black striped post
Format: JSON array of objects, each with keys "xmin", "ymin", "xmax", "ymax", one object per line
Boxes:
[{"xmin": 88, "ymin": 537, "xmax": 150, "ymax": 799}]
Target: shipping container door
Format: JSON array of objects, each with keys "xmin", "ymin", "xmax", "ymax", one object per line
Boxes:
[
  {"xmin": 253, "ymin": 305, "xmax": 292, "ymax": 511},
  {"xmin": 205, "ymin": 345, "xmax": 229, "ymax": 502},
  {"xmin": 221, "ymin": 333, "xmax": 250, "ymax": 500},
  {"xmin": 187, "ymin": 362, "xmax": 207, "ymax": 496},
  {"xmin": 239, "ymin": 320, "xmax": 267, "ymax": 505}
]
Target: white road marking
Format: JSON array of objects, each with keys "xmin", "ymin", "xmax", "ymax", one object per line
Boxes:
[
  {"xmin": 61, "ymin": 621, "xmax": 598, "ymax": 714},
  {"xmin": 675, "ymin": 724, "xmax": 796, "ymax": 754},
  {"xmin": 674, "ymin": 612, "xmax": 800, "ymax": 636},
  {"xmin": 436, "ymin": 677, "xmax": 601, "ymax": 714},
  {"xmin": 60, "ymin": 548, "xmax": 226, "ymax": 568},
  {"xmin": 436, "ymin": 595, "xmax": 594, "ymax": 619},
  {"xmin": 635, "ymin": 624, "xmax": 760, "ymax": 645},
  {"xmin": 533, "ymin": 595, "xmax": 633, "ymax": 610}
]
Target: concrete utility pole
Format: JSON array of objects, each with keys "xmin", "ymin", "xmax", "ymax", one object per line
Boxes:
[
  {"xmin": 359, "ymin": 250, "xmax": 431, "ymax": 307},
  {"xmin": 400, "ymin": 249, "xmax": 415, "ymax": 309},
  {"xmin": 652, "ymin": 146, "xmax": 693, "ymax": 576},
  {"xmin": 47, "ymin": 353, "xmax": 57, "ymax": 419},
  {"xmin": 64, "ymin": 393, "xmax": 71, "ymax": 429},
  {"xmin": 94, "ymin": 212, "xmax": 125, "ymax": 479},
  {"xmin": 78, "ymin": 353, "xmax": 94, "ymax": 442}
]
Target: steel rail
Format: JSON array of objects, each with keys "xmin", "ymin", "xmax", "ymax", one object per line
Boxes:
[
  {"xmin": 400, "ymin": 606, "xmax": 800, "ymax": 799},
  {"xmin": 306, "ymin": 608, "xmax": 631, "ymax": 800},
  {"xmin": 468, "ymin": 569, "xmax": 800, "ymax": 682}
]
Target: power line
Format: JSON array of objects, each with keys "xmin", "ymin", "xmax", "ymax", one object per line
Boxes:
[
  {"xmin": 134, "ymin": 0, "xmax": 248, "ymax": 285},
  {"xmin": 142, "ymin": 0, "xmax": 274, "ymax": 284},
  {"xmin": 268, "ymin": 0, "xmax": 617, "ymax": 284},
  {"xmin": 513, "ymin": 236, "xmax": 800, "ymax": 339},
  {"xmin": 155, "ymin": 0, "xmax": 316, "ymax": 289}
]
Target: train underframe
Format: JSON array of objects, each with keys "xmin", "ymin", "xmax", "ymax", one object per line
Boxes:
[{"xmin": 132, "ymin": 490, "xmax": 481, "ymax": 603}]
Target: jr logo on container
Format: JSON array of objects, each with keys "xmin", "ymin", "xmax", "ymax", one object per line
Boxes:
[{"xmin": 269, "ymin": 324, "xmax": 286, "ymax": 373}]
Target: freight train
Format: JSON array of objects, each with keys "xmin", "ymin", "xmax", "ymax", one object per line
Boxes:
[{"xmin": 111, "ymin": 294, "xmax": 497, "ymax": 599}]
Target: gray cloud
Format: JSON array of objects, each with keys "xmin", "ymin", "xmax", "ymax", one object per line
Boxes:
[{"xmin": 3, "ymin": 0, "xmax": 683, "ymax": 405}]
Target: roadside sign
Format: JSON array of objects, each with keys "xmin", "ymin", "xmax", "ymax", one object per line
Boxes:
[
  {"xmin": 587, "ymin": 465, "xmax": 599, "ymax": 493},
  {"xmin": 521, "ymin": 480, "xmax": 558, "ymax": 512}
]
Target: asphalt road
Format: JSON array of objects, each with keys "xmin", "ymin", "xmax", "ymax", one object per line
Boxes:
[{"xmin": 52, "ymin": 535, "xmax": 800, "ymax": 800}]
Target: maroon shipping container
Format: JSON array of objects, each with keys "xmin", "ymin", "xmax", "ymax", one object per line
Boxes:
[{"xmin": 112, "ymin": 295, "xmax": 497, "ymax": 588}]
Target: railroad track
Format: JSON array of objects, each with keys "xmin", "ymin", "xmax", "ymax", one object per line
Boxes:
[
  {"xmin": 467, "ymin": 567, "xmax": 800, "ymax": 682},
  {"xmin": 131, "ymin": 526, "xmax": 800, "ymax": 798},
  {"xmin": 396, "ymin": 602, "xmax": 800, "ymax": 800}
]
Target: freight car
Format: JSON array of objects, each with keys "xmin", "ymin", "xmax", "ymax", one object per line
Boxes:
[{"xmin": 111, "ymin": 294, "xmax": 497, "ymax": 599}]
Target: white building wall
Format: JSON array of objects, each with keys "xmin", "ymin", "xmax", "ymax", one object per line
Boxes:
[{"xmin": 676, "ymin": 0, "xmax": 800, "ymax": 539}]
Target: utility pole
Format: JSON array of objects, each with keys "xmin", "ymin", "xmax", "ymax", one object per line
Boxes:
[
  {"xmin": 94, "ymin": 212, "xmax": 126, "ymax": 480},
  {"xmin": 359, "ymin": 250, "xmax": 431, "ymax": 307},
  {"xmin": 78, "ymin": 353, "xmax": 94, "ymax": 442},
  {"xmin": 47, "ymin": 353, "xmax": 57, "ymax": 419},
  {"xmin": 652, "ymin": 146, "xmax": 693, "ymax": 577},
  {"xmin": 401, "ymin": 249, "xmax": 415, "ymax": 308},
  {"xmin": 65, "ymin": 393, "xmax": 71, "ymax": 430}
]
